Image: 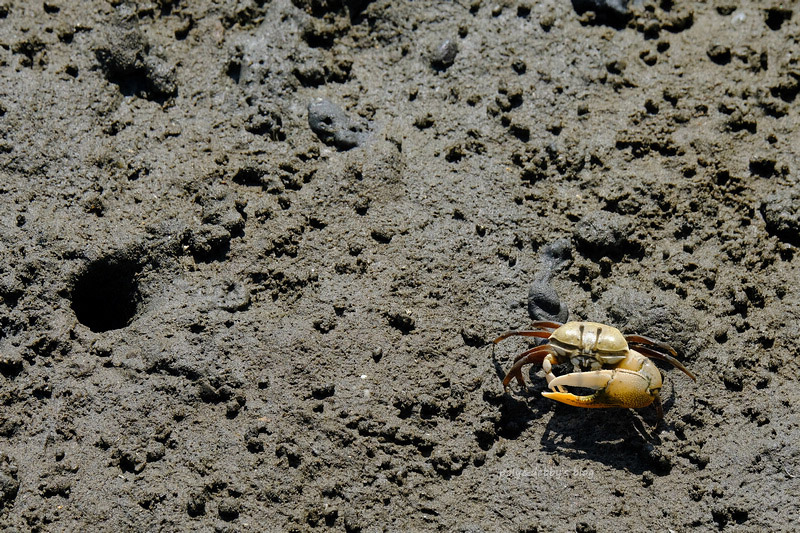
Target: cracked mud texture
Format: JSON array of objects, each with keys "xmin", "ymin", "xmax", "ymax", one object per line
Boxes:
[{"xmin": 1, "ymin": 0, "xmax": 799, "ymax": 531}]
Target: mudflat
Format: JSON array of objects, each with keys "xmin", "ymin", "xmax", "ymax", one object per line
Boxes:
[{"xmin": 1, "ymin": 1, "xmax": 797, "ymax": 531}]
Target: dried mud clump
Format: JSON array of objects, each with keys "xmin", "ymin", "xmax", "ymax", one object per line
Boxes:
[
  {"xmin": 307, "ymin": 98, "xmax": 369, "ymax": 150},
  {"xmin": 94, "ymin": 21, "xmax": 177, "ymax": 100},
  {"xmin": 761, "ymin": 186, "xmax": 800, "ymax": 246}
]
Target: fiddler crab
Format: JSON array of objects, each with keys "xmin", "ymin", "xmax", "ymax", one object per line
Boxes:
[{"xmin": 494, "ymin": 321, "xmax": 696, "ymax": 418}]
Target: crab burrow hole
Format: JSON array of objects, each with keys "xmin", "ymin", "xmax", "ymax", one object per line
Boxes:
[{"xmin": 71, "ymin": 256, "xmax": 142, "ymax": 332}]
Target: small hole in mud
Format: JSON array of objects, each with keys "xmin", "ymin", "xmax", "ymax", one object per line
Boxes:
[{"xmin": 71, "ymin": 257, "xmax": 141, "ymax": 332}]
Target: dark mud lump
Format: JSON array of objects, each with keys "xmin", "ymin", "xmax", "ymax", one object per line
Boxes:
[{"xmin": 307, "ymin": 98, "xmax": 368, "ymax": 150}]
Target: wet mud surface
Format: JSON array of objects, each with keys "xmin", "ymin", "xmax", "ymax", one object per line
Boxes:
[{"xmin": 1, "ymin": 0, "xmax": 799, "ymax": 531}]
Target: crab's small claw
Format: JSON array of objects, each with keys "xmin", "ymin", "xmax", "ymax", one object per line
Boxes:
[{"xmin": 542, "ymin": 367, "xmax": 660, "ymax": 410}]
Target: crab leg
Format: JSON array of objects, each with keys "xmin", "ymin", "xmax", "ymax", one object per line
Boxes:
[
  {"xmin": 493, "ymin": 321, "xmax": 562, "ymax": 344},
  {"xmin": 501, "ymin": 344, "xmax": 556, "ymax": 388},
  {"xmin": 493, "ymin": 330, "xmax": 551, "ymax": 344},
  {"xmin": 624, "ymin": 334, "xmax": 678, "ymax": 356},
  {"xmin": 542, "ymin": 368, "xmax": 660, "ymax": 410},
  {"xmin": 528, "ymin": 320, "xmax": 564, "ymax": 330},
  {"xmin": 626, "ymin": 337, "xmax": 696, "ymax": 381},
  {"xmin": 653, "ymin": 394, "xmax": 663, "ymax": 421}
]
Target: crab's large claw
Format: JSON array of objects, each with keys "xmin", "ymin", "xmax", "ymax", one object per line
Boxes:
[{"xmin": 542, "ymin": 368, "xmax": 660, "ymax": 410}]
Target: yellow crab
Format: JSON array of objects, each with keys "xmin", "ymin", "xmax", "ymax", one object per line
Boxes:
[{"xmin": 494, "ymin": 321, "xmax": 696, "ymax": 417}]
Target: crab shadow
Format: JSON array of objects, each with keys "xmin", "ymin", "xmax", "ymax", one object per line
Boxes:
[{"xmin": 537, "ymin": 401, "xmax": 676, "ymax": 475}]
